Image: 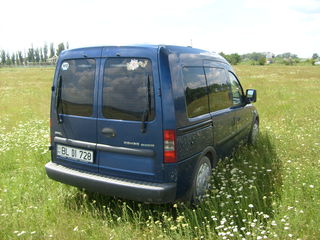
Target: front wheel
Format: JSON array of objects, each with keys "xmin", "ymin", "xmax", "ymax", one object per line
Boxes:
[
  {"xmin": 191, "ymin": 156, "xmax": 212, "ymax": 205},
  {"xmin": 248, "ymin": 119, "xmax": 259, "ymax": 145}
]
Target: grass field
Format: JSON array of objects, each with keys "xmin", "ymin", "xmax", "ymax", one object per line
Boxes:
[{"xmin": 0, "ymin": 65, "xmax": 319, "ymax": 239}]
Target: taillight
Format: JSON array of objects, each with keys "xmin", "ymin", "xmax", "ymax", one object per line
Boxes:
[{"xmin": 163, "ymin": 130, "xmax": 176, "ymax": 163}]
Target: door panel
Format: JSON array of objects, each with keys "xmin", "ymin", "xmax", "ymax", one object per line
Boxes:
[
  {"xmin": 204, "ymin": 67, "xmax": 236, "ymax": 156},
  {"xmin": 211, "ymin": 109, "xmax": 236, "ymax": 156},
  {"xmin": 53, "ymin": 58, "xmax": 99, "ymax": 173},
  {"xmin": 97, "ymin": 50, "xmax": 163, "ymax": 182},
  {"xmin": 228, "ymin": 72, "xmax": 252, "ymax": 142}
]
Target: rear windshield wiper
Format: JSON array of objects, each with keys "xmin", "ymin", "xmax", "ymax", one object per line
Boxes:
[
  {"xmin": 56, "ymin": 75, "xmax": 63, "ymax": 123},
  {"xmin": 141, "ymin": 74, "xmax": 151, "ymax": 133}
]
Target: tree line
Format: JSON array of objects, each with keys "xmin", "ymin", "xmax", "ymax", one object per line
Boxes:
[
  {"xmin": 1, "ymin": 44, "xmax": 319, "ymax": 66},
  {"xmin": 219, "ymin": 52, "xmax": 320, "ymax": 66},
  {"xmin": 0, "ymin": 42, "xmax": 68, "ymax": 66}
]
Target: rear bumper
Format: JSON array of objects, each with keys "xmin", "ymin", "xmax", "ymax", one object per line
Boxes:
[{"xmin": 45, "ymin": 162, "xmax": 176, "ymax": 203}]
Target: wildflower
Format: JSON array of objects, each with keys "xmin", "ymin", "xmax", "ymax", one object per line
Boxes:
[
  {"xmin": 176, "ymin": 215, "xmax": 184, "ymax": 223},
  {"xmin": 309, "ymin": 185, "xmax": 314, "ymax": 188},
  {"xmin": 170, "ymin": 225, "xmax": 177, "ymax": 231},
  {"xmin": 248, "ymin": 204, "xmax": 254, "ymax": 208},
  {"xmin": 17, "ymin": 231, "xmax": 26, "ymax": 237}
]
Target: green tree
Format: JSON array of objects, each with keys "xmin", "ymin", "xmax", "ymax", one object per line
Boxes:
[
  {"xmin": 258, "ymin": 56, "xmax": 266, "ymax": 65},
  {"xmin": 40, "ymin": 48, "xmax": 44, "ymax": 62},
  {"xmin": 6, "ymin": 53, "xmax": 11, "ymax": 65},
  {"xmin": 312, "ymin": 53, "xmax": 319, "ymax": 60},
  {"xmin": 1, "ymin": 50, "xmax": 6, "ymax": 65},
  {"xmin": 228, "ymin": 53, "xmax": 241, "ymax": 65},
  {"xmin": 11, "ymin": 53, "xmax": 16, "ymax": 65},
  {"xmin": 35, "ymin": 48, "xmax": 40, "ymax": 63},
  {"xmin": 56, "ymin": 42, "xmax": 65, "ymax": 56},
  {"xmin": 49, "ymin": 43, "xmax": 55, "ymax": 58},
  {"xmin": 28, "ymin": 46, "xmax": 35, "ymax": 62},
  {"xmin": 219, "ymin": 52, "xmax": 241, "ymax": 65},
  {"xmin": 43, "ymin": 43, "xmax": 48, "ymax": 61},
  {"xmin": 276, "ymin": 52, "xmax": 298, "ymax": 59},
  {"xmin": 18, "ymin": 51, "xmax": 24, "ymax": 65}
]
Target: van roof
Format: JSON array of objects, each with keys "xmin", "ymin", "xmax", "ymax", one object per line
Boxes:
[{"xmin": 60, "ymin": 45, "xmax": 229, "ymax": 65}]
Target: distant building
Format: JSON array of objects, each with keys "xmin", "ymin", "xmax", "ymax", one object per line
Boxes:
[
  {"xmin": 265, "ymin": 52, "xmax": 275, "ymax": 64},
  {"xmin": 47, "ymin": 56, "xmax": 58, "ymax": 64},
  {"xmin": 315, "ymin": 61, "xmax": 320, "ymax": 65}
]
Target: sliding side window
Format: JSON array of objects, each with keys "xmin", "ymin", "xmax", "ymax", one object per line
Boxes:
[
  {"xmin": 182, "ymin": 67, "xmax": 209, "ymax": 118},
  {"xmin": 204, "ymin": 67, "xmax": 232, "ymax": 111}
]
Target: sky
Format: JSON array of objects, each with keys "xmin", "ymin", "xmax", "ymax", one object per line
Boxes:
[{"xmin": 1, "ymin": 0, "xmax": 320, "ymax": 58}]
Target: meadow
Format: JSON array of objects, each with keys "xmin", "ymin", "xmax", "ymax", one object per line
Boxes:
[{"xmin": 0, "ymin": 65, "xmax": 319, "ymax": 239}]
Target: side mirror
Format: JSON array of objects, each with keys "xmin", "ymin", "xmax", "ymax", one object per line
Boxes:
[{"xmin": 246, "ymin": 89, "xmax": 257, "ymax": 103}]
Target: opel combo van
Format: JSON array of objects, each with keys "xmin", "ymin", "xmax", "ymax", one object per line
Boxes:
[{"xmin": 45, "ymin": 45, "xmax": 259, "ymax": 203}]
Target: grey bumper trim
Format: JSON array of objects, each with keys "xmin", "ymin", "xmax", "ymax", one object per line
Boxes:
[{"xmin": 45, "ymin": 162, "xmax": 176, "ymax": 203}]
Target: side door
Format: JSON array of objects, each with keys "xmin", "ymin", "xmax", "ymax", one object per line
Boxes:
[
  {"xmin": 204, "ymin": 66, "xmax": 236, "ymax": 156},
  {"xmin": 52, "ymin": 55, "xmax": 99, "ymax": 173},
  {"xmin": 96, "ymin": 48, "xmax": 164, "ymax": 182},
  {"xmin": 228, "ymin": 71, "xmax": 252, "ymax": 142}
]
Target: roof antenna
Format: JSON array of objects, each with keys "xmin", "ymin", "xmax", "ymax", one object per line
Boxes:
[{"xmin": 188, "ymin": 39, "xmax": 193, "ymax": 48}]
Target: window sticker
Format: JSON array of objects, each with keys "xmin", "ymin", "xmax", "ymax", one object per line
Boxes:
[
  {"xmin": 61, "ymin": 62, "xmax": 69, "ymax": 71},
  {"xmin": 126, "ymin": 59, "xmax": 148, "ymax": 71}
]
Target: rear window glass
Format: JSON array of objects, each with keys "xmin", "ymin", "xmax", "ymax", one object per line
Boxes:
[
  {"xmin": 58, "ymin": 59, "xmax": 95, "ymax": 117},
  {"xmin": 182, "ymin": 67, "xmax": 209, "ymax": 118},
  {"xmin": 204, "ymin": 67, "xmax": 232, "ymax": 111},
  {"xmin": 102, "ymin": 58, "xmax": 155, "ymax": 121}
]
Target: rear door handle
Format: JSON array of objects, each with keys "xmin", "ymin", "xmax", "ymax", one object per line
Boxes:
[{"xmin": 101, "ymin": 128, "xmax": 116, "ymax": 137}]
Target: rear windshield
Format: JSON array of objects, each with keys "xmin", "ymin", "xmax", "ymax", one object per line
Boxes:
[
  {"xmin": 102, "ymin": 58, "xmax": 155, "ymax": 121},
  {"xmin": 58, "ymin": 59, "xmax": 96, "ymax": 117}
]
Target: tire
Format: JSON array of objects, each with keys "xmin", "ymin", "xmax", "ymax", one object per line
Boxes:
[
  {"xmin": 248, "ymin": 119, "xmax": 259, "ymax": 145},
  {"xmin": 191, "ymin": 156, "xmax": 212, "ymax": 205}
]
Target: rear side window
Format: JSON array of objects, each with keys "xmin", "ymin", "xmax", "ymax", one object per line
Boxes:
[
  {"xmin": 58, "ymin": 59, "xmax": 96, "ymax": 117},
  {"xmin": 103, "ymin": 58, "xmax": 155, "ymax": 121},
  {"xmin": 182, "ymin": 67, "xmax": 209, "ymax": 118},
  {"xmin": 204, "ymin": 67, "xmax": 232, "ymax": 111}
]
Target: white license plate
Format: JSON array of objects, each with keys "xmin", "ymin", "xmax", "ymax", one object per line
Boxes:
[{"xmin": 57, "ymin": 145, "xmax": 93, "ymax": 163}]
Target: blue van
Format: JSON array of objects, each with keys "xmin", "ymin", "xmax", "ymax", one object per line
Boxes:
[{"xmin": 45, "ymin": 45, "xmax": 258, "ymax": 204}]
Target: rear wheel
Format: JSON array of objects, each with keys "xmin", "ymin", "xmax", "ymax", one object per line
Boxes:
[
  {"xmin": 248, "ymin": 119, "xmax": 259, "ymax": 145},
  {"xmin": 191, "ymin": 156, "xmax": 212, "ymax": 205}
]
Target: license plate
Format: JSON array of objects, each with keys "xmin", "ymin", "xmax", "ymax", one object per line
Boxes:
[{"xmin": 57, "ymin": 144, "xmax": 93, "ymax": 163}]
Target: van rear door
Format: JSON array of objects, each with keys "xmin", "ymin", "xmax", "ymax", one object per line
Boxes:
[
  {"xmin": 97, "ymin": 47, "xmax": 164, "ymax": 181},
  {"xmin": 52, "ymin": 49, "xmax": 100, "ymax": 173}
]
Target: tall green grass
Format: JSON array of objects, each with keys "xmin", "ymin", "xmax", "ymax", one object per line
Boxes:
[{"xmin": 0, "ymin": 65, "xmax": 319, "ymax": 239}]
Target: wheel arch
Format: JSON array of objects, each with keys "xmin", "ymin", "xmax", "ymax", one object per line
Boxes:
[{"xmin": 198, "ymin": 146, "xmax": 218, "ymax": 169}]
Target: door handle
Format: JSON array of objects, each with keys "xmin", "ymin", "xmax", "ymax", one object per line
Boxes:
[{"xmin": 101, "ymin": 128, "xmax": 116, "ymax": 137}]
